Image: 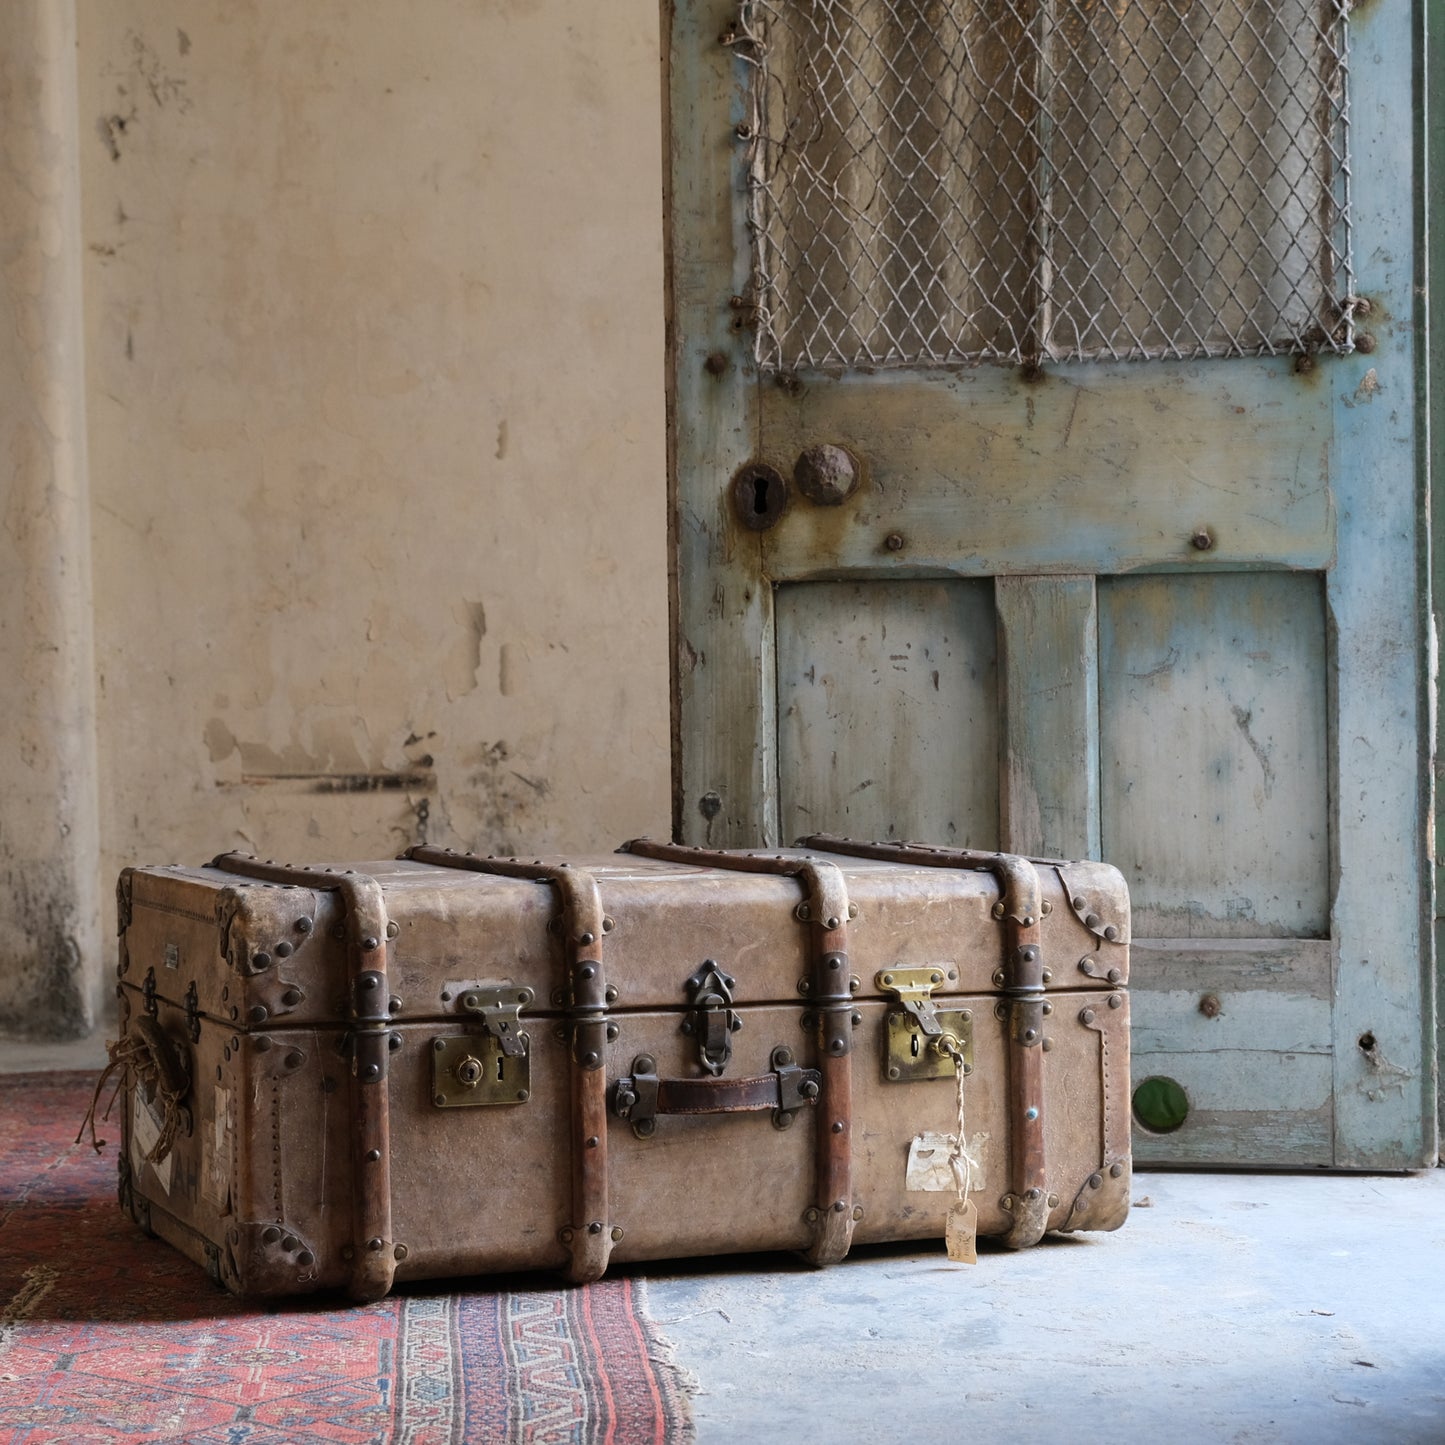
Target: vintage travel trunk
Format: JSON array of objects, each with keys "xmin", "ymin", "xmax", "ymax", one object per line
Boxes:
[{"xmin": 110, "ymin": 838, "xmax": 1131, "ymax": 1299}]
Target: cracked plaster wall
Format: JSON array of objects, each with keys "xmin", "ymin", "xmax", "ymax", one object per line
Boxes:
[{"xmin": 2, "ymin": 1, "xmax": 671, "ymax": 1039}]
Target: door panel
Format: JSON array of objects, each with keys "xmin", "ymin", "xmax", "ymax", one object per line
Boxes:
[
  {"xmin": 1098, "ymin": 573, "xmax": 1329, "ymax": 940},
  {"xmin": 776, "ymin": 580, "xmax": 999, "ymax": 846},
  {"xmin": 665, "ymin": 0, "xmax": 1432, "ymax": 1167}
]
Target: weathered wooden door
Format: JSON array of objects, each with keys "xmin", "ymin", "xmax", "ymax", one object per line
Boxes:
[{"xmin": 663, "ymin": 0, "xmax": 1434, "ymax": 1168}]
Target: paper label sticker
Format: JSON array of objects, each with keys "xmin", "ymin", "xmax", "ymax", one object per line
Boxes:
[
  {"xmin": 131, "ymin": 1091, "xmax": 174, "ymax": 1195},
  {"xmin": 906, "ymin": 1131, "xmax": 990, "ymax": 1192},
  {"xmin": 906, "ymin": 1132, "xmax": 959, "ymax": 1192},
  {"xmin": 201, "ymin": 1086, "xmax": 232, "ymax": 1210}
]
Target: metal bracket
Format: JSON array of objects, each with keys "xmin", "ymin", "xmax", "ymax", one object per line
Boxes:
[
  {"xmin": 184, "ymin": 980, "xmax": 202, "ymax": 1043},
  {"xmin": 876, "ymin": 967, "xmax": 973, "ymax": 1082},
  {"xmin": 458, "ymin": 984, "xmax": 533, "ymax": 1058},
  {"xmin": 431, "ymin": 985, "xmax": 534, "ymax": 1107},
  {"xmin": 682, "ymin": 961, "xmax": 741, "ymax": 1075}
]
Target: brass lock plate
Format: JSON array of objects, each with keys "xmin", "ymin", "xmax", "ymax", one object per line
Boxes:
[
  {"xmin": 883, "ymin": 1010, "xmax": 974, "ymax": 1084},
  {"xmin": 431, "ymin": 1032, "xmax": 531, "ymax": 1107}
]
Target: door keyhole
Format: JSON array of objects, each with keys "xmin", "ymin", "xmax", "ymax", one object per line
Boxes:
[
  {"xmin": 496, "ymin": 1054, "xmax": 505, "ymax": 1081},
  {"xmin": 730, "ymin": 461, "xmax": 788, "ymax": 531}
]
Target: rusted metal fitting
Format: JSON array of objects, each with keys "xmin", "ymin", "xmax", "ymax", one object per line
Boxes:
[
  {"xmin": 1191, "ymin": 528, "xmax": 1214, "ymax": 552},
  {"xmin": 794, "ymin": 444, "xmax": 861, "ymax": 506},
  {"xmin": 731, "ymin": 461, "xmax": 788, "ymax": 532}
]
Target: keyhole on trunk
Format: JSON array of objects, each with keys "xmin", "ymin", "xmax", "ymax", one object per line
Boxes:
[
  {"xmin": 730, "ymin": 461, "xmax": 788, "ymax": 531},
  {"xmin": 496, "ymin": 1055, "xmax": 505, "ymax": 1081},
  {"xmin": 911, "ymin": 1031, "xmax": 920, "ymax": 1058}
]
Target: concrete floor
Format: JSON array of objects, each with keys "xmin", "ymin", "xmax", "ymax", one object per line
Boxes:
[
  {"xmin": 7, "ymin": 1026, "xmax": 1444, "ymax": 1443},
  {"xmin": 643, "ymin": 1170, "xmax": 1445, "ymax": 1444}
]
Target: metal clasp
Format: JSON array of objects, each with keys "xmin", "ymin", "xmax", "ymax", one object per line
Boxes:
[
  {"xmin": 876, "ymin": 966, "xmax": 973, "ymax": 1083},
  {"xmin": 682, "ymin": 961, "xmax": 741, "ymax": 1075},
  {"xmin": 431, "ymin": 984, "xmax": 535, "ymax": 1108},
  {"xmin": 459, "ymin": 985, "xmax": 532, "ymax": 1057}
]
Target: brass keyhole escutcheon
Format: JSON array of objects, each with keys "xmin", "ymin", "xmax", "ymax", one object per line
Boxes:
[{"xmin": 455, "ymin": 1055, "xmax": 484, "ymax": 1088}]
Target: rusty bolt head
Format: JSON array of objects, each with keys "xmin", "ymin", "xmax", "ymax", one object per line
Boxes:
[
  {"xmin": 1191, "ymin": 528, "xmax": 1214, "ymax": 552},
  {"xmin": 704, "ymin": 351, "xmax": 729, "ymax": 376},
  {"xmin": 1355, "ymin": 332, "xmax": 1376, "ymax": 354},
  {"xmin": 884, "ymin": 532, "xmax": 905, "ymax": 552},
  {"xmin": 794, "ymin": 443, "xmax": 861, "ymax": 506},
  {"xmin": 1199, "ymin": 993, "xmax": 1223, "ymax": 1019}
]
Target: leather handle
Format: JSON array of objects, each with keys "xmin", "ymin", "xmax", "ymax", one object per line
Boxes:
[{"xmin": 612, "ymin": 1049, "xmax": 820, "ymax": 1135}]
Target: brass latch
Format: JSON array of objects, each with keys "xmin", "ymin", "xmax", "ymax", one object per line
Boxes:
[
  {"xmin": 876, "ymin": 967, "xmax": 973, "ymax": 1083},
  {"xmin": 431, "ymin": 984, "xmax": 534, "ymax": 1107}
]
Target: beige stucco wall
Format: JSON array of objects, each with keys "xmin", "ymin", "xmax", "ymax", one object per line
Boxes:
[{"xmin": 1, "ymin": 1, "xmax": 672, "ymax": 1037}]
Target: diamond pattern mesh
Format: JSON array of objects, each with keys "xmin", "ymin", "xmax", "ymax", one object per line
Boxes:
[{"xmin": 732, "ymin": 0, "xmax": 1353, "ymax": 370}]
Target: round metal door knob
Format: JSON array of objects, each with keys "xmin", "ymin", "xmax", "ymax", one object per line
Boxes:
[{"xmin": 794, "ymin": 443, "xmax": 860, "ymax": 505}]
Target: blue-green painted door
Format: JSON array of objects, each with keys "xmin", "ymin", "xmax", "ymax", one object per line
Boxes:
[{"xmin": 664, "ymin": 0, "xmax": 1434, "ymax": 1167}]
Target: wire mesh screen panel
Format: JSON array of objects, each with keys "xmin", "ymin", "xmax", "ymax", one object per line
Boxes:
[{"xmin": 734, "ymin": 0, "xmax": 1353, "ymax": 370}]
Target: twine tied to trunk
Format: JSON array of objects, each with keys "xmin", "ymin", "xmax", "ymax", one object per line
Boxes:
[{"xmin": 76, "ymin": 1019, "xmax": 189, "ymax": 1164}]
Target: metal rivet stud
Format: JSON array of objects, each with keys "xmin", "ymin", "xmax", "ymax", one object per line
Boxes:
[
  {"xmin": 1110, "ymin": 1162, "xmax": 1125, "ymax": 1178},
  {"xmin": 275, "ymin": 941, "xmax": 293, "ymax": 959},
  {"xmin": 1080, "ymin": 1008, "xmax": 1096, "ymax": 1024},
  {"xmin": 361, "ymin": 937, "xmax": 379, "ymax": 952},
  {"xmin": 261, "ymin": 1226, "xmax": 281, "ymax": 1244},
  {"xmin": 1025, "ymin": 1106, "xmax": 1039, "ymax": 1121},
  {"xmin": 1108, "ymin": 994, "xmax": 1123, "ymax": 1010},
  {"xmin": 365, "ymin": 1148, "xmax": 381, "ymax": 1162},
  {"xmin": 580, "ymin": 932, "xmax": 595, "ymax": 947},
  {"xmin": 296, "ymin": 917, "xmax": 313, "ymax": 933},
  {"xmin": 394, "ymin": 1244, "xmax": 409, "ymax": 1261},
  {"xmin": 368, "ymin": 1237, "xmax": 384, "ymax": 1251}
]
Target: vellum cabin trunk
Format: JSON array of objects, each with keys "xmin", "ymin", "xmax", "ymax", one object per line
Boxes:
[{"xmin": 111, "ymin": 839, "xmax": 1130, "ymax": 1299}]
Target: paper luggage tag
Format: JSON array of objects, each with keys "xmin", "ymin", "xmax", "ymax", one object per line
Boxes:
[{"xmin": 946, "ymin": 1198, "xmax": 978, "ymax": 1264}]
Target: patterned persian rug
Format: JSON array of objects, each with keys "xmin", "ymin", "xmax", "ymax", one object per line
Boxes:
[{"xmin": 0, "ymin": 1072, "xmax": 692, "ymax": 1444}]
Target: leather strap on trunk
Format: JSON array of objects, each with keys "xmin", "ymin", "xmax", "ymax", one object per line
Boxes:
[
  {"xmin": 797, "ymin": 836, "xmax": 1052, "ymax": 1249},
  {"xmin": 211, "ymin": 855, "xmax": 398, "ymax": 1300},
  {"xmin": 404, "ymin": 846, "xmax": 614, "ymax": 1284},
  {"xmin": 619, "ymin": 840, "xmax": 858, "ymax": 1265}
]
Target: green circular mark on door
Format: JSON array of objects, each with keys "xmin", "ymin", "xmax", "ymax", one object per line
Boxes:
[{"xmin": 1132, "ymin": 1075, "xmax": 1190, "ymax": 1134}]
